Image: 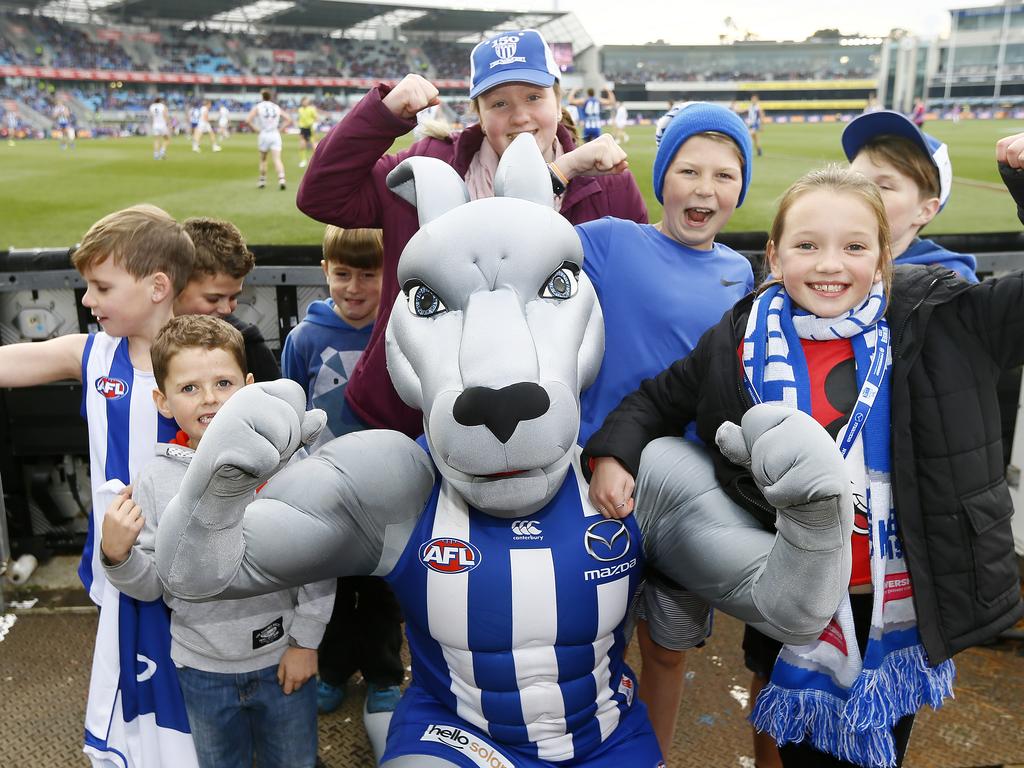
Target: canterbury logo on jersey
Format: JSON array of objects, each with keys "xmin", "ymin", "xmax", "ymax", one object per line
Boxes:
[
  {"xmin": 510, "ymin": 520, "xmax": 542, "ymax": 539},
  {"xmin": 419, "ymin": 537, "xmax": 482, "ymax": 574},
  {"xmin": 95, "ymin": 375, "xmax": 128, "ymax": 399},
  {"xmin": 421, "ymin": 724, "xmax": 516, "ymax": 768}
]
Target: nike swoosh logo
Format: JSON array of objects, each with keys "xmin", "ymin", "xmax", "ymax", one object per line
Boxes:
[{"xmin": 720, "ymin": 278, "xmax": 744, "ymax": 287}]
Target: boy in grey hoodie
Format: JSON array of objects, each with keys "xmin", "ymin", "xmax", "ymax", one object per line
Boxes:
[{"xmin": 101, "ymin": 314, "xmax": 334, "ymax": 768}]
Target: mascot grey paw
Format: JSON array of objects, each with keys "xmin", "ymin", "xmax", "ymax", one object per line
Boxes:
[{"xmin": 181, "ymin": 380, "xmax": 327, "ymax": 514}]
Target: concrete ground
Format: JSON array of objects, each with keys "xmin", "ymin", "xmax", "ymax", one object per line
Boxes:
[{"xmin": 2, "ymin": 555, "xmax": 1022, "ymax": 768}]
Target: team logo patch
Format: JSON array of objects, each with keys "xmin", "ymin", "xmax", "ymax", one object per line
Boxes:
[
  {"xmin": 617, "ymin": 674, "xmax": 634, "ymax": 706},
  {"xmin": 420, "ymin": 537, "xmax": 482, "ymax": 574},
  {"xmin": 490, "ymin": 35, "xmax": 525, "ymax": 68},
  {"xmin": 510, "ymin": 520, "xmax": 542, "ymax": 540},
  {"xmin": 95, "ymin": 375, "xmax": 128, "ymax": 399},
  {"xmin": 584, "ymin": 519, "xmax": 630, "ymax": 562},
  {"xmin": 421, "ymin": 724, "xmax": 516, "ymax": 768}
]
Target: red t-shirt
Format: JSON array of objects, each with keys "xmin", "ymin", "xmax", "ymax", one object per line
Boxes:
[{"xmin": 741, "ymin": 338, "xmax": 870, "ymax": 586}]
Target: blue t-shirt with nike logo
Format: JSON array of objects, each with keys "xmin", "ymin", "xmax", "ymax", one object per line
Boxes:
[{"xmin": 576, "ymin": 217, "xmax": 753, "ymax": 446}]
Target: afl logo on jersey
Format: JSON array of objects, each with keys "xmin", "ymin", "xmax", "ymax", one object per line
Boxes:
[
  {"xmin": 95, "ymin": 376, "xmax": 128, "ymax": 399},
  {"xmin": 420, "ymin": 537, "xmax": 482, "ymax": 574}
]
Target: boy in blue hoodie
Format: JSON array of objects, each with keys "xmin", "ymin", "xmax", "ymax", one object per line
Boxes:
[
  {"xmin": 843, "ymin": 110, "xmax": 978, "ymax": 282},
  {"xmin": 280, "ymin": 225, "xmax": 401, "ymax": 763}
]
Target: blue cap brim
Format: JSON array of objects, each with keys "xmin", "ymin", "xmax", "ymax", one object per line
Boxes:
[
  {"xmin": 841, "ymin": 111, "xmax": 931, "ymax": 162},
  {"xmin": 469, "ymin": 70, "xmax": 556, "ymax": 99}
]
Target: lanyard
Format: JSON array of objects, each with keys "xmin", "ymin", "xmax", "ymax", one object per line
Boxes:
[{"xmin": 742, "ymin": 321, "xmax": 890, "ymax": 459}]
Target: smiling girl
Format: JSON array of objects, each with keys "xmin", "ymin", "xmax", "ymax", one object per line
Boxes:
[
  {"xmin": 296, "ymin": 29, "xmax": 646, "ymax": 439},
  {"xmin": 584, "ymin": 164, "xmax": 1024, "ymax": 767}
]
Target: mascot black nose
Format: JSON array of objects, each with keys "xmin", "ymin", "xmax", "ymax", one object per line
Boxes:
[{"xmin": 453, "ymin": 383, "xmax": 550, "ymax": 444}]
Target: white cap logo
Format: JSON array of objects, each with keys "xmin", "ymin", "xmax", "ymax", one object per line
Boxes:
[{"xmin": 490, "ymin": 35, "xmax": 524, "ymax": 68}]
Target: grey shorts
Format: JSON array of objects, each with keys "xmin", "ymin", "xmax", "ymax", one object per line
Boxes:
[{"xmin": 630, "ymin": 575, "xmax": 712, "ymax": 651}]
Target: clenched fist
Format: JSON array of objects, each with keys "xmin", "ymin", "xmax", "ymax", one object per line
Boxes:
[{"xmin": 383, "ymin": 74, "xmax": 441, "ymax": 121}]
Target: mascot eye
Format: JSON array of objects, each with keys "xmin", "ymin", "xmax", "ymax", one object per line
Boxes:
[
  {"xmin": 404, "ymin": 281, "xmax": 447, "ymax": 317},
  {"xmin": 540, "ymin": 263, "xmax": 580, "ymax": 300}
]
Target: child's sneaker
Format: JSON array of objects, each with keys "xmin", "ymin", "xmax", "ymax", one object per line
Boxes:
[
  {"xmin": 365, "ymin": 683, "xmax": 401, "ymax": 714},
  {"xmin": 279, "ymin": 177, "xmax": 287, "ymax": 190},
  {"xmin": 212, "ymin": 144, "xmax": 222, "ymax": 152},
  {"xmin": 257, "ymin": 177, "xmax": 266, "ymax": 189},
  {"xmin": 317, "ymin": 679, "xmax": 345, "ymax": 714}
]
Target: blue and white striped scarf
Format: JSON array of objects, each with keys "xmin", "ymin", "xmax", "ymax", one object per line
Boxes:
[{"xmin": 743, "ymin": 283, "xmax": 955, "ymax": 767}]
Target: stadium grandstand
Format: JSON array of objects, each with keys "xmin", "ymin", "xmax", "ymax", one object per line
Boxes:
[{"xmin": 5, "ymin": 1, "xmax": 1024, "ymax": 137}]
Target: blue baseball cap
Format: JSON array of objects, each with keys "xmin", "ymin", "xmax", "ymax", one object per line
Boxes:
[
  {"xmin": 842, "ymin": 110, "xmax": 952, "ymax": 210},
  {"xmin": 652, "ymin": 102, "xmax": 754, "ymax": 207},
  {"xmin": 469, "ymin": 30, "xmax": 560, "ymax": 99}
]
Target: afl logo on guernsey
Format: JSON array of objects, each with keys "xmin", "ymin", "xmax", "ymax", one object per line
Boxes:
[
  {"xmin": 420, "ymin": 538, "xmax": 482, "ymax": 574},
  {"xmin": 95, "ymin": 375, "xmax": 128, "ymax": 399}
]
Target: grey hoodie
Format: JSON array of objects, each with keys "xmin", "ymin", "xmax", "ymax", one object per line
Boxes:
[{"xmin": 103, "ymin": 443, "xmax": 335, "ymax": 674}]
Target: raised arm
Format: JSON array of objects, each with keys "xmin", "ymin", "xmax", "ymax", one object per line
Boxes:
[
  {"xmin": 636, "ymin": 405, "xmax": 852, "ymax": 645},
  {"xmin": 953, "ymin": 271, "xmax": 1024, "ymax": 370},
  {"xmin": 295, "ymin": 76, "xmax": 436, "ymax": 228},
  {"xmin": 0, "ymin": 333, "xmax": 86, "ymax": 387},
  {"xmin": 154, "ymin": 380, "xmax": 435, "ymax": 600}
]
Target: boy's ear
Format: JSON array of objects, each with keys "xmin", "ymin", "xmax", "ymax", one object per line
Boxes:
[
  {"xmin": 244, "ymin": 373, "xmax": 255, "ymax": 386},
  {"xmin": 913, "ymin": 196, "xmax": 941, "ymax": 229},
  {"xmin": 150, "ymin": 272, "xmax": 173, "ymax": 304},
  {"xmin": 152, "ymin": 387, "xmax": 174, "ymax": 419}
]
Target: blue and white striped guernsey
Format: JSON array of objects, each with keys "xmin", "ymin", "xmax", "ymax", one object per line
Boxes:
[
  {"xmin": 385, "ymin": 451, "xmax": 645, "ymax": 764},
  {"xmin": 583, "ymin": 96, "xmax": 602, "ymax": 132},
  {"xmin": 79, "ymin": 332, "xmax": 197, "ymax": 768},
  {"xmin": 80, "ymin": 332, "xmax": 178, "ymax": 604}
]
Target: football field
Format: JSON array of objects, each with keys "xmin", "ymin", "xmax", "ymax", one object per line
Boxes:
[{"xmin": 2, "ymin": 118, "xmax": 1023, "ymax": 249}]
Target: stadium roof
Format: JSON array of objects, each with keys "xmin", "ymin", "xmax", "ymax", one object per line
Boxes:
[{"xmin": 3, "ymin": 0, "xmax": 569, "ymax": 36}]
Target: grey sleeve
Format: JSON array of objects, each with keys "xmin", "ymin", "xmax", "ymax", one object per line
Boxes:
[
  {"xmin": 290, "ymin": 578, "xmax": 337, "ymax": 650},
  {"xmin": 635, "ymin": 435, "xmax": 847, "ymax": 645},
  {"xmin": 102, "ymin": 471, "xmax": 166, "ymax": 603},
  {"xmin": 159, "ymin": 430, "xmax": 435, "ymax": 601}
]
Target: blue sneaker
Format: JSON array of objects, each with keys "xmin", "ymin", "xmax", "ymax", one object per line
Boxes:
[
  {"xmin": 365, "ymin": 683, "xmax": 401, "ymax": 714},
  {"xmin": 317, "ymin": 679, "xmax": 346, "ymax": 714}
]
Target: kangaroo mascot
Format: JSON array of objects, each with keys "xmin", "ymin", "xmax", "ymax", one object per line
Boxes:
[{"xmin": 155, "ymin": 135, "xmax": 852, "ymax": 768}]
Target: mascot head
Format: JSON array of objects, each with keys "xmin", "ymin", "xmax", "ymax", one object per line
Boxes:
[{"xmin": 385, "ymin": 135, "xmax": 604, "ymax": 517}]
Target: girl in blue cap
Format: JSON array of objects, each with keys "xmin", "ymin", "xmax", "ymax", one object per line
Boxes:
[
  {"xmin": 576, "ymin": 102, "xmax": 756, "ymax": 759},
  {"xmin": 296, "ymin": 28, "xmax": 646, "ymax": 442}
]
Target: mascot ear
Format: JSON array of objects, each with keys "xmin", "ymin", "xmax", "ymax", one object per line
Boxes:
[
  {"xmin": 493, "ymin": 133, "xmax": 553, "ymax": 207},
  {"xmin": 386, "ymin": 157, "xmax": 470, "ymax": 226}
]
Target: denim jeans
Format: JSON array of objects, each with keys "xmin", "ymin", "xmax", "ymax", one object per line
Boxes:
[{"xmin": 177, "ymin": 664, "xmax": 318, "ymax": 768}]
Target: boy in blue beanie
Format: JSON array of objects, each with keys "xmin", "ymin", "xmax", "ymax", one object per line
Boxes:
[
  {"xmin": 844, "ymin": 110, "xmax": 978, "ymax": 282},
  {"xmin": 575, "ymin": 102, "xmax": 756, "ymax": 759}
]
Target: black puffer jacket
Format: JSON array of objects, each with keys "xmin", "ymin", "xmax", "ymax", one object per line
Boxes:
[{"xmin": 584, "ymin": 265, "xmax": 1024, "ymax": 664}]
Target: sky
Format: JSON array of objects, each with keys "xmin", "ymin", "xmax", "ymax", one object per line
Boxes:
[{"xmin": 381, "ymin": 0, "xmax": 992, "ymax": 46}]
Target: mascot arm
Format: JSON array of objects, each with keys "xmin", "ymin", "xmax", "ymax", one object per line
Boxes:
[
  {"xmin": 636, "ymin": 405, "xmax": 853, "ymax": 645},
  {"xmin": 155, "ymin": 380, "xmax": 435, "ymax": 600}
]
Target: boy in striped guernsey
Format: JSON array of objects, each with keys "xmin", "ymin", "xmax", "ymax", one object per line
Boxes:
[
  {"xmin": 155, "ymin": 136, "xmax": 854, "ymax": 768},
  {"xmin": 0, "ymin": 205, "xmax": 198, "ymax": 767}
]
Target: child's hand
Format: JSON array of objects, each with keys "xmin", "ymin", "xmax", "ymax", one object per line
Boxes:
[
  {"xmin": 278, "ymin": 646, "xmax": 318, "ymax": 695},
  {"xmin": 382, "ymin": 74, "xmax": 440, "ymax": 121},
  {"xmin": 588, "ymin": 457, "xmax": 636, "ymax": 519},
  {"xmin": 100, "ymin": 486, "xmax": 142, "ymax": 565},
  {"xmin": 997, "ymin": 132, "xmax": 1024, "ymax": 170},
  {"xmin": 555, "ymin": 135, "xmax": 629, "ymax": 181}
]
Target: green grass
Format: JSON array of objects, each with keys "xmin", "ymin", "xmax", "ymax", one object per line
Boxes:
[{"xmin": 2, "ymin": 119, "xmax": 1023, "ymax": 248}]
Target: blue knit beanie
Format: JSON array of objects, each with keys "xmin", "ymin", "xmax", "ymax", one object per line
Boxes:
[{"xmin": 652, "ymin": 102, "xmax": 754, "ymax": 207}]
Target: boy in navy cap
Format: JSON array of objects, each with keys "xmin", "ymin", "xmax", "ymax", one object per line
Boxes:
[{"xmin": 843, "ymin": 110, "xmax": 977, "ymax": 282}]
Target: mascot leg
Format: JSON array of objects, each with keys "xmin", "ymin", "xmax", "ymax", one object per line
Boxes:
[
  {"xmin": 364, "ymin": 702, "xmax": 392, "ymax": 765},
  {"xmin": 382, "ymin": 757, "xmax": 459, "ymax": 767}
]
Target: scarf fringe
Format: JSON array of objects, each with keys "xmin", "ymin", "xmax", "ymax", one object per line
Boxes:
[
  {"xmin": 843, "ymin": 646, "xmax": 956, "ymax": 730},
  {"xmin": 751, "ymin": 650, "xmax": 956, "ymax": 767}
]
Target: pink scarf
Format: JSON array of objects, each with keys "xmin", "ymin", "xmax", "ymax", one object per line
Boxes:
[{"xmin": 464, "ymin": 135, "xmax": 564, "ymax": 211}]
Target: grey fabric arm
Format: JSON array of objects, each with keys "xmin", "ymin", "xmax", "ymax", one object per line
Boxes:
[
  {"xmin": 636, "ymin": 405, "xmax": 852, "ymax": 645},
  {"xmin": 155, "ymin": 379, "xmax": 434, "ymax": 601}
]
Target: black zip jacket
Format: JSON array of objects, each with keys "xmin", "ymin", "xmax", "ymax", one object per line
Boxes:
[{"xmin": 583, "ymin": 264, "xmax": 1024, "ymax": 664}]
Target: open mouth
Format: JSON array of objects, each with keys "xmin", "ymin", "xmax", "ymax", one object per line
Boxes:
[
  {"xmin": 506, "ymin": 130, "xmax": 538, "ymax": 142},
  {"xmin": 685, "ymin": 207, "xmax": 714, "ymax": 226},
  {"xmin": 808, "ymin": 282, "xmax": 848, "ymax": 295},
  {"xmin": 482, "ymin": 469, "xmax": 527, "ymax": 479},
  {"xmin": 197, "ymin": 413, "xmax": 216, "ymax": 425}
]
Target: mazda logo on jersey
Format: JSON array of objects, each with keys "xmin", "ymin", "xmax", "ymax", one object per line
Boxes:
[
  {"xmin": 420, "ymin": 537, "xmax": 482, "ymax": 574},
  {"xmin": 584, "ymin": 519, "xmax": 630, "ymax": 562},
  {"xmin": 95, "ymin": 375, "xmax": 128, "ymax": 399}
]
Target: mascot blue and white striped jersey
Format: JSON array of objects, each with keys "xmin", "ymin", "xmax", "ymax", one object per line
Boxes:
[{"xmin": 155, "ymin": 134, "xmax": 853, "ymax": 768}]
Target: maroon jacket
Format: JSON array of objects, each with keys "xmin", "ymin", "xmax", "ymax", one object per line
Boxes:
[{"xmin": 297, "ymin": 84, "xmax": 648, "ymax": 437}]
